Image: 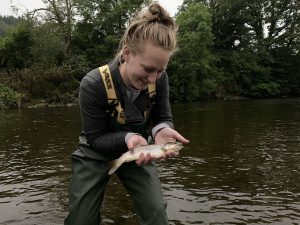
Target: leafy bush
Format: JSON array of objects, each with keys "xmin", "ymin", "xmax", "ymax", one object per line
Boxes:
[
  {"xmin": 0, "ymin": 84, "xmax": 22, "ymax": 109},
  {"xmin": 0, "ymin": 22, "xmax": 33, "ymax": 70},
  {"xmin": 4, "ymin": 65, "xmax": 79, "ymax": 104}
]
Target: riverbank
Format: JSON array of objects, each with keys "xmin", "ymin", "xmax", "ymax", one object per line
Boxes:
[
  {"xmin": 2, "ymin": 94, "xmax": 297, "ymax": 110},
  {"xmin": 0, "ymin": 83, "xmax": 78, "ymax": 110},
  {"xmin": 0, "ymin": 82, "xmax": 297, "ymax": 110},
  {"xmin": 24, "ymin": 99, "xmax": 78, "ymax": 109}
]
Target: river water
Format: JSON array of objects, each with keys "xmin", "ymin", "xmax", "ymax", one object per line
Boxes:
[{"xmin": 0, "ymin": 98, "xmax": 299, "ymax": 225}]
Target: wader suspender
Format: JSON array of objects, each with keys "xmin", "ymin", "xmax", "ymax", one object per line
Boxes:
[{"xmin": 99, "ymin": 65, "xmax": 156, "ymax": 125}]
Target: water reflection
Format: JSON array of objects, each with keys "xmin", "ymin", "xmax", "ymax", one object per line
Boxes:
[
  {"xmin": 159, "ymin": 156, "xmax": 300, "ymax": 224},
  {"xmin": 0, "ymin": 99, "xmax": 300, "ymax": 224},
  {"xmin": 0, "ymin": 108, "xmax": 80, "ymax": 225}
]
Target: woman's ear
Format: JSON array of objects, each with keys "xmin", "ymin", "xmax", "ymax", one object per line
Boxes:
[{"xmin": 122, "ymin": 46, "xmax": 130, "ymax": 62}]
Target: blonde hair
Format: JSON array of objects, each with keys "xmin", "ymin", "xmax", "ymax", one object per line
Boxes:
[{"xmin": 116, "ymin": 2, "xmax": 177, "ymax": 61}]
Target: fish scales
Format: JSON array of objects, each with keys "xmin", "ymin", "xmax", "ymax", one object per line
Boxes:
[{"xmin": 108, "ymin": 142, "xmax": 183, "ymax": 175}]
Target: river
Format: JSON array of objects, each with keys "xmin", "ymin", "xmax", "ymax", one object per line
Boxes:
[{"xmin": 0, "ymin": 98, "xmax": 299, "ymax": 225}]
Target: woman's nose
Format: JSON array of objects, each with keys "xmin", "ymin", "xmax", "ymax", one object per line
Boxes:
[{"xmin": 147, "ymin": 72, "xmax": 160, "ymax": 84}]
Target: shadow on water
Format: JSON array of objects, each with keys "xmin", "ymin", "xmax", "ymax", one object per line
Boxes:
[{"xmin": 0, "ymin": 98, "xmax": 300, "ymax": 224}]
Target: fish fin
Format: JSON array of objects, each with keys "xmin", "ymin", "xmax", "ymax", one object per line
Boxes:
[{"xmin": 108, "ymin": 159, "xmax": 121, "ymax": 175}]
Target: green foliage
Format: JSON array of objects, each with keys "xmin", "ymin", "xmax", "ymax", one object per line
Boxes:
[
  {"xmin": 72, "ymin": 0, "xmax": 150, "ymax": 67},
  {"xmin": 30, "ymin": 22, "xmax": 65, "ymax": 66},
  {"xmin": 0, "ymin": 21, "xmax": 34, "ymax": 70},
  {"xmin": 271, "ymin": 48, "xmax": 300, "ymax": 96},
  {"xmin": 0, "ymin": 15, "xmax": 21, "ymax": 36},
  {"xmin": 28, "ymin": 0, "xmax": 77, "ymax": 57},
  {"xmin": 0, "ymin": 84, "xmax": 21, "ymax": 109},
  {"xmin": 1, "ymin": 65, "xmax": 79, "ymax": 104},
  {"xmin": 169, "ymin": 3, "xmax": 217, "ymax": 101},
  {"xmin": 63, "ymin": 54, "xmax": 90, "ymax": 80},
  {"xmin": 1, "ymin": 0, "xmax": 299, "ymax": 104},
  {"xmin": 250, "ymin": 82, "xmax": 281, "ymax": 98},
  {"xmin": 220, "ymin": 49, "xmax": 281, "ymax": 97},
  {"xmin": 201, "ymin": 78, "xmax": 218, "ymax": 98},
  {"xmin": 201, "ymin": 0, "xmax": 300, "ymax": 98}
]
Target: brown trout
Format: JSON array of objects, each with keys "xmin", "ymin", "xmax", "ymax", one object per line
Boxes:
[{"xmin": 108, "ymin": 142, "xmax": 184, "ymax": 175}]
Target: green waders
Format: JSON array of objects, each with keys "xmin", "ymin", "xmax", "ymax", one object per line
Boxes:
[
  {"xmin": 64, "ymin": 64, "xmax": 169, "ymax": 225},
  {"xmin": 64, "ymin": 155, "xmax": 169, "ymax": 225}
]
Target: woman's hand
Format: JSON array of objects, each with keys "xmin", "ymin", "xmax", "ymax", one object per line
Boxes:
[
  {"xmin": 155, "ymin": 127, "xmax": 189, "ymax": 158},
  {"xmin": 126, "ymin": 135, "xmax": 152, "ymax": 166},
  {"xmin": 154, "ymin": 127, "xmax": 189, "ymax": 145},
  {"xmin": 126, "ymin": 134, "xmax": 148, "ymax": 150},
  {"xmin": 128, "ymin": 129, "xmax": 190, "ymax": 166}
]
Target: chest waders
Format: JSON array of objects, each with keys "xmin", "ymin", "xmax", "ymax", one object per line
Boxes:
[
  {"xmin": 65, "ymin": 65, "xmax": 169, "ymax": 225},
  {"xmin": 99, "ymin": 65, "xmax": 156, "ymax": 139}
]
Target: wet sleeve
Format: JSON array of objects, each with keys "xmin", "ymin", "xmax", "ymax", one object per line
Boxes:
[
  {"xmin": 79, "ymin": 74, "xmax": 128, "ymax": 153},
  {"xmin": 150, "ymin": 72, "xmax": 174, "ymax": 129}
]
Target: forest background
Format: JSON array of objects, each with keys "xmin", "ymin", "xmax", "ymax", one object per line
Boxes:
[{"xmin": 0, "ymin": 0, "xmax": 299, "ymax": 109}]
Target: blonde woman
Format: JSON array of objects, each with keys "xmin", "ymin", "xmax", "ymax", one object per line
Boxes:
[{"xmin": 64, "ymin": 3, "xmax": 189, "ymax": 225}]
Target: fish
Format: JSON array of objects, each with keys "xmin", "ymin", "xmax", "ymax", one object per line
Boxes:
[{"xmin": 108, "ymin": 142, "xmax": 184, "ymax": 175}]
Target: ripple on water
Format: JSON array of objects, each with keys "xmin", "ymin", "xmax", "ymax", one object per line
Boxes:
[
  {"xmin": 1, "ymin": 102, "xmax": 300, "ymax": 225},
  {"xmin": 155, "ymin": 148, "xmax": 300, "ymax": 225},
  {"xmin": 164, "ymin": 185, "xmax": 300, "ymax": 225}
]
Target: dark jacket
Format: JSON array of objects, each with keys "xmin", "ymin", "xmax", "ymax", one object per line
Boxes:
[{"xmin": 74, "ymin": 59, "xmax": 173, "ymax": 161}]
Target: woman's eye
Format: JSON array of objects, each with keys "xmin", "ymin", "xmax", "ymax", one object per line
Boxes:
[{"xmin": 144, "ymin": 68, "xmax": 155, "ymax": 73}]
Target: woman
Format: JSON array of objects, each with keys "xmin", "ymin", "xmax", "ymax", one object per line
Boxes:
[{"xmin": 64, "ymin": 3, "xmax": 189, "ymax": 225}]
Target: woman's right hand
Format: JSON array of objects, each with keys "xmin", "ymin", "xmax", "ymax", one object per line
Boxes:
[
  {"xmin": 126, "ymin": 134, "xmax": 148, "ymax": 150},
  {"xmin": 127, "ymin": 135, "xmax": 153, "ymax": 166}
]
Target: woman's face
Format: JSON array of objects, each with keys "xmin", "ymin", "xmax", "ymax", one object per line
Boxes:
[{"xmin": 120, "ymin": 42, "xmax": 172, "ymax": 90}]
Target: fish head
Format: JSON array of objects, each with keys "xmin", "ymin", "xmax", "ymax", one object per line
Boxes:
[{"xmin": 162, "ymin": 142, "xmax": 184, "ymax": 152}]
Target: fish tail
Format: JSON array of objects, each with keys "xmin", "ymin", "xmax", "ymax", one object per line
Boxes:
[{"xmin": 108, "ymin": 159, "xmax": 122, "ymax": 175}]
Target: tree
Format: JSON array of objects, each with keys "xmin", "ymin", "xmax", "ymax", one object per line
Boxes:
[
  {"xmin": 30, "ymin": 22, "xmax": 65, "ymax": 66},
  {"xmin": 0, "ymin": 22, "xmax": 34, "ymax": 70},
  {"xmin": 28, "ymin": 0, "xmax": 77, "ymax": 57},
  {"xmin": 72, "ymin": 0, "xmax": 150, "ymax": 67},
  {"xmin": 0, "ymin": 15, "xmax": 21, "ymax": 36},
  {"xmin": 181, "ymin": 0, "xmax": 299, "ymax": 97},
  {"xmin": 169, "ymin": 3, "xmax": 217, "ymax": 101}
]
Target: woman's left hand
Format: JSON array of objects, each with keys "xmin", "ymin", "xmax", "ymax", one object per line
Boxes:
[
  {"xmin": 136, "ymin": 128, "xmax": 189, "ymax": 165},
  {"xmin": 155, "ymin": 127, "xmax": 189, "ymax": 144},
  {"xmin": 154, "ymin": 127, "xmax": 189, "ymax": 158}
]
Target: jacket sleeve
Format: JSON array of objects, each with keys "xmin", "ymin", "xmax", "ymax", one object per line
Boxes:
[
  {"xmin": 79, "ymin": 71, "xmax": 128, "ymax": 153},
  {"xmin": 150, "ymin": 72, "xmax": 174, "ymax": 129}
]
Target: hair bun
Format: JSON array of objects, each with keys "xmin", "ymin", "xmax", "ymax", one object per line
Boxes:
[{"xmin": 142, "ymin": 3, "xmax": 174, "ymax": 29}]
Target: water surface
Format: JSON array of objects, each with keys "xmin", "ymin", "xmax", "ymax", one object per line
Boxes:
[{"xmin": 0, "ymin": 99, "xmax": 299, "ymax": 224}]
